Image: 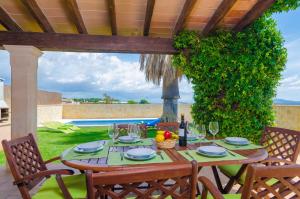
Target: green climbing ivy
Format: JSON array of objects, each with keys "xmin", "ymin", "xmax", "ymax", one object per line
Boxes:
[{"xmin": 172, "ymin": 1, "xmax": 299, "ymax": 142}]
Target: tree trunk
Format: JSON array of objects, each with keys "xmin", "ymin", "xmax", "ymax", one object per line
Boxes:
[{"xmin": 161, "ymin": 76, "xmax": 180, "ymax": 122}]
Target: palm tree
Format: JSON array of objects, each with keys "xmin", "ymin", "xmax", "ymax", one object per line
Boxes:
[{"xmin": 140, "ymin": 54, "xmax": 182, "ymax": 122}]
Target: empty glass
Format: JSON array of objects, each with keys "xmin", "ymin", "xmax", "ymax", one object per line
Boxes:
[
  {"xmin": 108, "ymin": 124, "xmax": 119, "ymax": 143},
  {"xmin": 209, "ymin": 121, "xmax": 219, "ymax": 140},
  {"xmin": 197, "ymin": 124, "xmax": 206, "ymax": 140}
]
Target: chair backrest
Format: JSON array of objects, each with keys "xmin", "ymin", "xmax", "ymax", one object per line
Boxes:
[
  {"xmin": 2, "ymin": 133, "xmax": 47, "ymax": 190},
  {"xmin": 86, "ymin": 161, "xmax": 198, "ymax": 199},
  {"xmin": 157, "ymin": 122, "xmax": 179, "ymax": 133},
  {"xmin": 261, "ymin": 127, "xmax": 300, "ymax": 162},
  {"xmin": 242, "ymin": 163, "xmax": 300, "ymax": 198},
  {"xmin": 117, "ymin": 124, "xmax": 148, "ymax": 138}
]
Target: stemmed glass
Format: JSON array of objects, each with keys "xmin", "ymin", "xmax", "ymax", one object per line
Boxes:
[
  {"xmin": 197, "ymin": 124, "xmax": 206, "ymax": 140},
  {"xmin": 108, "ymin": 124, "xmax": 119, "ymax": 143},
  {"xmin": 209, "ymin": 121, "xmax": 219, "ymax": 140}
]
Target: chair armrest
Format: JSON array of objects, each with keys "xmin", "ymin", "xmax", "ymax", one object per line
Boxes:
[
  {"xmin": 14, "ymin": 169, "xmax": 74, "ymax": 185},
  {"xmin": 260, "ymin": 157, "xmax": 295, "ymax": 165},
  {"xmin": 44, "ymin": 156, "xmax": 61, "ymax": 164},
  {"xmin": 198, "ymin": 176, "xmax": 224, "ymax": 199}
]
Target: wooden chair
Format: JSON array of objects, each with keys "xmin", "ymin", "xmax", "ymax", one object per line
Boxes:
[
  {"xmin": 215, "ymin": 126, "xmax": 300, "ymax": 193},
  {"xmin": 117, "ymin": 124, "xmax": 148, "ymax": 138},
  {"xmin": 86, "ymin": 161, "xmax": 198, "ymax": 199},
  {"xmin": 156, "ymin": 122, "xmax": 179, "ymax": 133},
  {"xmin": 2, "ymin": 133, "xmax": 86, "ymax": 199},
  {"xmin": 200, "ymin": 160, "xmax": 300, "ymax": 199}
]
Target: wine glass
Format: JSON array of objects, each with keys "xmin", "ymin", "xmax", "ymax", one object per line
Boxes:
[
  {"xmin": 197, "ymin": 124, "xmax": 206, "ymax": 140},
  {"xmin": 108, "ymin": 124, "xmax": 119, "ymax": 143},
  {"xmin": 209, "ymin": 121, "xmax": 219, "ymax": 140},
  {"xmin": 135, "ymin": 125, "xmax": 142, "ymax": 140},
  {"xmin": 128, "ymin": 124, "xmax": 135, "ymax": 138}
]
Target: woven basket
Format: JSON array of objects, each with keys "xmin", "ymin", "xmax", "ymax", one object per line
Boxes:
[{"xmin": 156, "ymin": 139, "xmax": 177, "ymax": 149}]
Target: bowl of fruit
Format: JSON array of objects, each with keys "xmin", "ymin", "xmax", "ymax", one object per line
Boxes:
[{"xmin": 155, "ymin": 130, "xmax": 179, "ymax": 149}]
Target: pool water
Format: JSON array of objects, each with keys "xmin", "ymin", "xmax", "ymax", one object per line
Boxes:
[{"xmin": 68, "ymin": 118, "xmax": 160, "ymax": 127}]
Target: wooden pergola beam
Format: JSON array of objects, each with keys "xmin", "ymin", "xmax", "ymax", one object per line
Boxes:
[
  {"xmin": 173, "ymin": 0, "xmax": 197, "ymax": 35},
  {"xmin": 234, "ymin": 0, "xmax": 275, "ymax": 32},
  {"xmin": 143, "ymin": 0, "xmax": 155, "ymax": 36},
  {"xmin": 20, "ymin": 0, "xmax": 54, "ymax": 33},
  {"xmin": 107, "ymin": 0, "xmax": 117, "ymax": 35},
  {"xmin": 0, "ymin": 31, "xmax": 177, "ymax": 54},
  {"xmin": 202, "ymin": 0, "xmax": 237, "ymax": 36},
  {"xmin": 67, "ymin": 0, "xmax": 88, "ymax": 34},
  {"xmin": 0, "ymin": 7, "xmax": 22, "ymax": 32}
]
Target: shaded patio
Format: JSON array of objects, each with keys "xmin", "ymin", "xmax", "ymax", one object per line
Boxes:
[{"xmin": 2, "ymin": 0, "xmax": 297, "ymax": 199}]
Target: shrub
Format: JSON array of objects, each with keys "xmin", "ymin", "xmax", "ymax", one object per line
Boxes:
[{"xmin": 172, "ymin": 15, "xmax": 288, "ymax": 142}]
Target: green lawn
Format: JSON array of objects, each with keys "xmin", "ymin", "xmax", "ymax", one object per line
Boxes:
[{"xmin": 0, "ymin": 126, "xmax": 109, "ymax": 166}]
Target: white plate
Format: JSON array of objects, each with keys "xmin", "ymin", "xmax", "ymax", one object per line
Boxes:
[
  {"xmin": 118, "ymin": 136, "xmax": 141, "ymax": 143},
  {"xmin": 124, "ymin": 152, "xmax": 156, "ymax": 160},
  {"xmin": 74, "ymin": 145, "xmax": 103, "ymax": 153},
  {"xmin": 76, "ymin": 141, "xmax": 103, "ymax": 151},
  {"xmin": 224, "ymin": 137, "xmax": 249, "ymax": 145},
  {"xmin": 197, "ymin": 146, "xmax": 227, "ymax": 156},
  {"xmin": 126, "ymin": 148, "xmax": 155, "ymax": 158}
]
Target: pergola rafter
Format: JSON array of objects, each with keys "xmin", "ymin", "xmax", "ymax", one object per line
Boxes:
[
  {"xmin": 143, "ymin": 0, "xmax": 155, "ymax": 36},
  {"xmin": 20, "ymin": 0, "xmax": 54, "ymax": 33},
  {"xmin": 202, "ymin": 0, "xmax": 237, "ymax": 36},
  {"xmin": 0, "ymin": 7, "xmax": 22, "ymax": 32},
  {"xmin": 67, "ymin": 0, "xmax": 88, "ymax": 34},
  {"xmin": 107, "ymin": 0, "xmax": 117, "ymax": 35},
  {"xmin": 173, "ymin": 0, "xmax": 198, "ymax": 35}
]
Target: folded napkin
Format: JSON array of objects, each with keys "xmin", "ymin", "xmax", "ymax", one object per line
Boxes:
[
  {"xmin": 214, "ymin": 140, "xmax": 263, "ymax": 150},
  {"xmin": 108, "ymin": 138, "xmax": 154, "ymax": 147},
  {"xmin": 107, "ymin": 151, "xmax": 172, "ymax": 166},
  {"xmin": 178, "ymin": 150, "xmax": 246, "ymax": 162}
]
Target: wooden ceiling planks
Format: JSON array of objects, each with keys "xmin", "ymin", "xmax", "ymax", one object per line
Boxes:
[{"xmin": 0, "ymin": 0, "xmax": 276, "ymax": 53}]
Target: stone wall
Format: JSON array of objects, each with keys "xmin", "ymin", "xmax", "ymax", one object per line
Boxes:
[
  {"xmin": 37, "ymin": 105, "xmax": 63, "ymax": 125},
  {"xmin": 4, "ymin": 85, "xmax": 61, "ymax": 107},
  {"xmin": 62, "ymin": 104, "xmax": 193, "ymax": 121}
]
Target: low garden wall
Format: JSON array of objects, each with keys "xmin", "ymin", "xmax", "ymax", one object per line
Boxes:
[
  {"xmin": 37, "ymin": 105, "xmax": 63, "ymax": 125},
  {"xmin": 62, "ymin": 104, "xmax": 193, "ymax": 121},
  {"xmin": 273, "ymin": 105, "xmax": 300, "ymax": 131}
]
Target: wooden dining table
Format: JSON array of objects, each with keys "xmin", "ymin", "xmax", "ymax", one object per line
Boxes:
[{"xmin": 61, "ymin": 139, "xmax": 268, "ymax": 194}]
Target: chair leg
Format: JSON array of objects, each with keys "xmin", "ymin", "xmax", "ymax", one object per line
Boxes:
[
  {"xmin": 211, "ymin": 166, "xmax": 225, "ymax": 193},
  {"xmin": 56, "ymin": 174, "xmax": 73, "ymax": 199}
]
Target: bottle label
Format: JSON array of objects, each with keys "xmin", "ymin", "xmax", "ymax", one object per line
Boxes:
[{"xmin": 179, "ymin": 129, "xmax": 184, "ymax": 136}]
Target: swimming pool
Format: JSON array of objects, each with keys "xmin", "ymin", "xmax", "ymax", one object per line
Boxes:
[{"xmin": 67, "ymin": 118, "xmax": 160, "ymax": 127}]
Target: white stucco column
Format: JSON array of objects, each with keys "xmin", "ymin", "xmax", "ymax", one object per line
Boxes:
[{"xmin": 4, "ymin": 45, "xmax": 42, "ymax": 139}]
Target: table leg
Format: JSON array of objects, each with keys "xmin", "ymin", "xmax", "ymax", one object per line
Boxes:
[{"xmin": 211, "ymin": 164, "xmax": 248, "ymax": 194}]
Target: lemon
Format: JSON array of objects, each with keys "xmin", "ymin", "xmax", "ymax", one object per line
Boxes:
[
  {"xmin": 157, "ymin": 130, "xmax": 165, "ymax": 135},
  {"xmin": 172, "ymin": 134, "xmax": 179, "ymax": 140},
  {"xmin": 155, "ymin": 134, "xmax": 165, "ymax": 142}
]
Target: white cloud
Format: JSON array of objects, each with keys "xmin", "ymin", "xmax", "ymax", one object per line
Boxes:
[{"xmin": 36, "ymin": 52, "xmax": 194, "ymax": 103}]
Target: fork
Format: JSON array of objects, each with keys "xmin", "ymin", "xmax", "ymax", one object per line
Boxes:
[
  {"xmin": 157, "ymin": 151, "xmax": 164, "ymax": 160},
  {"xmin": 120, "ymin": 152, "xmax": 124, "ymax": 161},
  {"xmin": 185, "ymin": 151, "xmax": 195, "ymax": 160}
]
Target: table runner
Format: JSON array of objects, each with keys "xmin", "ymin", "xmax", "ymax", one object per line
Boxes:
[
  {"xmin": 214, "ymin": 140, "xmax": 263, "ymax": 150},
  {"xmin": 178, "ymin": 150, "xmax": 246, "ymax": 162},
  {"xmin": 107, "ymin": 151, "xmax": 172, "ymax": 166}
]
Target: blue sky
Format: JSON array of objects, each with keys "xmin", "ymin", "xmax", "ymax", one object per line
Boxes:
[{"xmin": 0, "ymin": 8, "xmax": 300, "ymax": 103}]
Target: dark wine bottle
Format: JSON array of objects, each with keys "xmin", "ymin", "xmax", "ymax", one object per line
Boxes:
[{"xmin": 179, "ymin": 114, "xmax": 186, "ymax": 146}]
